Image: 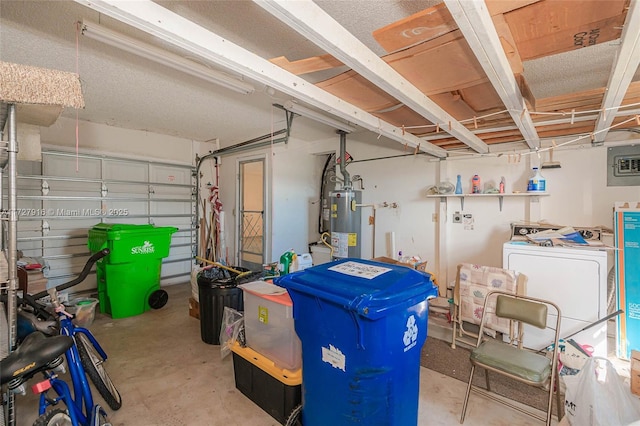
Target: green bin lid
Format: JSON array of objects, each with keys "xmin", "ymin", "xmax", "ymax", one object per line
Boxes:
[
  {"xmin": 89, "ymin": 223, "xmax": 177, "ymax": 237},
  {"xmin": 88, "ymin": 223, "xmax": 177, "ymax": 253}
]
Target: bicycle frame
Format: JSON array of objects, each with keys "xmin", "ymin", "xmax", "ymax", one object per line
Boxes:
[{"xmin": 35, "ymin": 304, "xmax": 109, "ymax": 425}]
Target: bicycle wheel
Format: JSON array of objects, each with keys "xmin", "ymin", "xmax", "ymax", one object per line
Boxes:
[
  {"xmin": 75, "ymin": 333, "xmax": 122, "ymax": 410},
  {"xmin": 285, "ymin": 404, "xmax": 303, "ymax": 426},
  {"xmin": 33, "ymin": 408, "xmax": 72, "ymax": 426}
]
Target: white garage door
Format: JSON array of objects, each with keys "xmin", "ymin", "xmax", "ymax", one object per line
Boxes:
[{"xmin": 14, "ymin": 150, "xmax": 195, "ymax": 295}]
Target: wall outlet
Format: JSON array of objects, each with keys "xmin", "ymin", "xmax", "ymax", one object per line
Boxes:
[{"xmin": 453, "ymin": 212, "xmax": 462, "ymax": 223}]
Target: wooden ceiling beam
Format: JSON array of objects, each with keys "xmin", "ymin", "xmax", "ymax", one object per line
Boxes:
[
  {"xmin": 72, "ymin": 0, "xmax": 447, "ymax": 158},
  {"xmin": 594, "ymin": 0, "xmax": 640, "ymax": 143},
  {"xmin": 420, "ymin": 107, "xmax": 640, "ymax": 142},
  {"xmin": 269, "ymin": 54, "xmax": 343, "ymax": 76},
  {"xmin": 444, "ymin": 0, "xmax": 540, "ymax": 150},
  {"xmin": 255, "ymin": 0, "xmax": 489, "ymax": 154}
]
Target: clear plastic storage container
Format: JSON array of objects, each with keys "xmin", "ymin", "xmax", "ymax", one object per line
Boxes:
[{"xmin": 239, "ymin": 281, "xmax": 302, "ymax": 370}]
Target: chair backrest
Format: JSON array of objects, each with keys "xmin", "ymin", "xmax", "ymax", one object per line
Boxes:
[{"xmin": 495, "ymin": 294, "xmax": 548, "ymax": 329}]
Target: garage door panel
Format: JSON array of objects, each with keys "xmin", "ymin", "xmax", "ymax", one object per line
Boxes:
[
  {"xmin": 150, "ymin": 165, "xmax": 192, "ymax": 185},
  {"xmin": 103, "ymin": 160, "xmax": 148, "ymax": 182},
  {"xmin": 106, "ymin": 182, "xmax": 148, "ymax": 195},
  {"xmin": 44, "ymin": 156, "xmax": 101, "ymax": 179},
  {"xmin": 151, "ymin": 201, "xmax": 192, "ymax": 215},
  {"xmin": 15, "ymin": 151, "xmax": 196, "ymax": 295}
]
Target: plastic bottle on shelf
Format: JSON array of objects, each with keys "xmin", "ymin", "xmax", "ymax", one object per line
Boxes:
[
  {"xmin": 455, "ymin": 175, "xmax": 463, "ymax": 194},
  {"xmin": 471, "ymin": 174, "xmax": 481, "ymax": 194},
  {"xmin": 499, "ymin": 177, "xmax": 505, "ymax": 194},
  {"xmin": 527, "ymin": 167, "xmax": 546, "ymax": 192}
]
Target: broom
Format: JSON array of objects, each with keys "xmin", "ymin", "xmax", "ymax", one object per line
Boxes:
[{"xmin": 541, "ymin": 147, "xmax": 561, "ymax": 169}]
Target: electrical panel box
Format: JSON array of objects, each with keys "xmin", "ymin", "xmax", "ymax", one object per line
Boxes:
[{"xmin": 608, "ymin": 145, "xmax": 640, "ymax": 187}]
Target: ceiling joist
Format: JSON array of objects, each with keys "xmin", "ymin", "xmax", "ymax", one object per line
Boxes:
[
  {"xmin": 444, "ymin": 0, "xmax": 540, "ymax": 149},
  {"xmin": 72, "ymin": 0, "xmax": 447, "ymax": 158},
  {"xmin": 594, "ymin": 0, "xmax": 640, "ymax": 143},
  {"xmin": 255, "ymin": 0, "xmax": 490, "ymax": 154}
]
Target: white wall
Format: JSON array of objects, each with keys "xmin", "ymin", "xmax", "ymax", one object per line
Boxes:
[
  {"xmin": 315, "ymin": 135, "xmax": 640, "ymax": 289},
  {"xmin": 39, "ymin": 117, "xmax": 640, "ymax": 291},
  {"xmin": 342, "ymin": 137, "xmax": 438, "ymax": 262},
  {"xmin": 216, "ymin": 128, "xmax": 321, "ymax": 266},
  {"xmin": 41, "ymin": 117, "xmax": 206, "ymax": 164}
]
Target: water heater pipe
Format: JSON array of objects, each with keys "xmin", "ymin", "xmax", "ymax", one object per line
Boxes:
[{"xmin": 338, "ymin": 130, "xmax": 351, "ymax": 189}]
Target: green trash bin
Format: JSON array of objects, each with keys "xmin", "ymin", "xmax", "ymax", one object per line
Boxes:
[{"xmin": 87, "ymin": 223, "xmax": 177, "ymax": 319}]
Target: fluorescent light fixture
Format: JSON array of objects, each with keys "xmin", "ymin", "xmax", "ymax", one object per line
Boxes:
[
  {"xmin": 80, "ymin": 19, "xmax": 255, "ymax": 95},
  {"xmin": 283, "ymin": 101, "xmax": 356, "ymax": 133}
]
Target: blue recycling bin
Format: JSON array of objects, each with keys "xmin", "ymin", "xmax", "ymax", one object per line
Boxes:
[{"xmin": 275, "ymin": 258, "xmax": 438, "ymax": 425}]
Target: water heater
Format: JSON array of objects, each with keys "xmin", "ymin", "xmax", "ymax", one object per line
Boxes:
[{"xmin": 330, "ymin": 189, "xmax": 361, "ymax": 259}]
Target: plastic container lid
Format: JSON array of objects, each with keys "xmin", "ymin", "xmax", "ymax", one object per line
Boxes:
[
  {"xmin": 239, "ymin": 281, "xmax": 292, "ymax": 306},
  {"xmin": 275, "ymin": 258, "xmax": 438, "ymax": 320}
]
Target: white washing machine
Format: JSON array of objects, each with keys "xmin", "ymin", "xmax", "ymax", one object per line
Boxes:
[{"xmin": 503, "ymin": 242, "xmax": 608, "ymax": 356}]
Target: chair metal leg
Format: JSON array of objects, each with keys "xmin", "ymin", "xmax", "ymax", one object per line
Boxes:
[
  {"xmin": 460, "ymin": 365, "xmax": 476, "ymax": 424},
  {"xmin": 544, "ymin": 388, "xmax": 553, "ymax": 426},
  {"xmin": 484, "ymin": 368, "xmax": 491, "ymax": 392},
  {"xmin": 545, "ymin": 370, "xmax": 560, "ymax": 426},
  {"xmin": 553, "ymin": 373, "xmax": 563, "ymax": 425},
  {"xmin": 451, "ymin": 310, "xmax": 457, "ymax": 349},
  {"xmin": 556, "ymin": 381, "xmax": 564, "ymax": 420}
]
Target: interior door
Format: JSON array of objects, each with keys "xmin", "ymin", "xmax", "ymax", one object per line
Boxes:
[{"xmin": 238, "ymin": 158, "xmax": 265, "ymax": 271}]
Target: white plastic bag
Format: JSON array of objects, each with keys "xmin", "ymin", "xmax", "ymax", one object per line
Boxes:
[
  {"xmin": 219, "ymin": 306, "xmax": 244, "ymax": 360},
  {"xmin": 564, "ymin": 357, "xmax": 640, "ymax": 425}
]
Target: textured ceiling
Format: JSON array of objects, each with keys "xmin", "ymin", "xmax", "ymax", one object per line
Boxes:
[{"xmin": 1, "ymin": 0, "xmax": 639, "ymax": 153}]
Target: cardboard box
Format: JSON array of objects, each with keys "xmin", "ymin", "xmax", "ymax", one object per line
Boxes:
[
  {"xmin": 631, "ymin": 350, "xmax": 640, "ymax": 396},
  {"xmin": 188, "ymin": 297, "xmax": 200, "ymax": 320},
  {"xmin": 372, "ymin": 256, "xmax": 428, "ymax": 272}
]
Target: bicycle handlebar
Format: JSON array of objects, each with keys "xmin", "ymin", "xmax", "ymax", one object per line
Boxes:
[{"xmin": 30, "ymin": 248, "xmax": 110, "ymax": 301}]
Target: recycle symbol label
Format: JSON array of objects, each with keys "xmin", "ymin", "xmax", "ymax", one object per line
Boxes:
[{"xmin": 403, "ymin": 315, "xmax": 419, "ymax": 352}]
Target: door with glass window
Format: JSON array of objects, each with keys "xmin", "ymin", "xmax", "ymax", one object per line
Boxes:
[{"xmin": 238, "ymin": 158, "xmax": 265, "ymax": 271}]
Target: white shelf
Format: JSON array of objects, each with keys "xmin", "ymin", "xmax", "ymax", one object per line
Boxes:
[{"xmin": 426, "ymin": 192, "xmax": 549, "ymax": 211}]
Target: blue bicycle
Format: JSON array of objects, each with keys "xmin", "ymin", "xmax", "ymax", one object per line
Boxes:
[{"xmin": 2, "ymin": 248, "xmax": 121, "ymax": 425}]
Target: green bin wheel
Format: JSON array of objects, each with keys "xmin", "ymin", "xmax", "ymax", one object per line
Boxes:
[{"xmin": 148, "ymin": 289, "xmax": 168, "ymax": 309}]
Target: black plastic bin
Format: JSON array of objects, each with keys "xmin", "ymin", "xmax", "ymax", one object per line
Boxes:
[{"xmin": 197, "ymin": 266, "xmax": 261, "ymax": 345}]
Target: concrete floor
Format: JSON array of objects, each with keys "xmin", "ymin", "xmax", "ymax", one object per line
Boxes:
[{"xmin": 14, "ymin": 283, "xmax": 558, "ymax": 425}]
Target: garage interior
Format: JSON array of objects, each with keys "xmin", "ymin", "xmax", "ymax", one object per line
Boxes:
[{"xmin": 2, "ymin": 0, "xmax": 640, "ymax": 425}]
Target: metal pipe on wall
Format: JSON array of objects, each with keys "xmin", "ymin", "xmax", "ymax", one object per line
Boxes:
[
  {"xmin": 338, "ymin": 130, "xmax": 350, "ymax": 189},
  {"xmin": 194, "ymin": 109, "xmax": 294, "ymax": 262},
  {"xmin": 5, "ymin": 103, "xmax": 18, "ymax": 426}
]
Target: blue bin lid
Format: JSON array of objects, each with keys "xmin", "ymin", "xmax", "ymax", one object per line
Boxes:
[{"xmin": 275, "ymin": 258, "xmax": 438, "ymax": 320}]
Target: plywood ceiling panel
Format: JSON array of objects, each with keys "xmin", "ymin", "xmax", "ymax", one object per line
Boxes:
[
  {"xmin": 535, "ymin": 81, "xmax": 640, "ymax": 113},
  {"xmin": 504, "ymin": 0, "xmax": 629, "ymax": 60},
  {"xmin": 371, "ymin": 105, "xmax": 433, "ymax": 132},
  {"xmin": 315, "ymin": 70, "xmax": 398, "ymax": 112},
  {"xmin": 384, "ymin": 30, "xmax": 487, "ymax": 94},
  {"xmin": 372, "ymin": 0, "xmax": 540, "ymax": 54}
]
